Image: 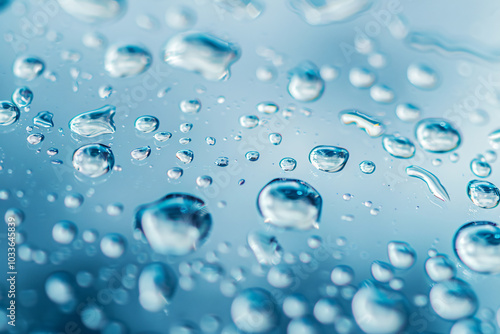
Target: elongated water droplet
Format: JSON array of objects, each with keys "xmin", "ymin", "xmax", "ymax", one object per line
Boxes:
[
  {"xmin": 257, "ymin": 102, "xmax": 279, "ymax": 114},
  {"xmin": 415, "ymin": 118, "xmax": 461, "ymax": 153},
  {"xmin": 240, "ymin": 115, "xmax": 259, "ymax": 129},
  {"xmin": 154, "ymin": 131, "xmax": 172, "ymax": 142},
  {"xmin": 33, "ymin": 111, "xmax": 54, "ymax": 128},
  {"xmin": 395, "ymin": 103, "xmax": 420, "ymax": 122},
  {"xmin": 425, "ymin": 254, "xmax": 455, "ymax": 282},
  {"xmin": 13, "ymin": 56, "xmax": 45, "ymax": 81},
  {"xmin": 287, "ymin": 61, "xmax": 324, "ymax": 102},
  {"xmin": 339, "ymin": 110, "xmax": 385, "ymax": 137},
  {"xmin": 180, "ymin": 99, "xmax": 201, "ymax": 114},
  {"xmin": 131, "ymin": 146, "xmax": 151, "ymax": 161},
  {"xmin": 45, "ymin": 272, "xmax": 76, "ymax": 306},
  {"xmin": 0, "ymin": 101, "xmax": 20, "ymax": 126},
  {"xmin": 467, "ymin": 180, "xmax": 500, "ymax": 209},
  {"xmin": 406, "ymin": 165, "xmax": 450, "ymax": 202},
  {"xmin": 370, "ymin": 84, "xmax": 394, "ymax": 103},
  {"xmin": 105, "ymin": 45, "xmax": 152, "ymax": 78},
  {"xmin": 349, "ymin": 67, "xmax": 375, "ymax": 88},
  {"xmin": 309, "ymin": 145, "xmax": 349, "ymax": 173},
  {"xmin": 163, "ymin": 32, "xmax": 240, "ymax": 81},
  {"xmin": 72, "ymin": 144, "xmax": 115, "ymax": 178},
  {"xmin": 257, "ymin": 178, "xmax": 322, "ymax": 230},
  {"xmin": 135, "ymin": 194, "xmax": 212, "ymax": 255},
  {"xmin": 382, "ymin": 134, "xmax": 415, "ymax": 159},
  {"xmin": 69, "ymin": 105, "xmax": 116, "ymax": 137}
]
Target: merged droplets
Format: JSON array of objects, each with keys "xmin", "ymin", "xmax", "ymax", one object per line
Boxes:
[
  {"xmin": 415, "ymin": 118, "xmax": 461, "ymax": 153},
  {"xmin": 287, "ymin": 61, "xmax": 324, "ymax": 102},
  {"xmin": 309, "ymin": 145, "xmax": 349, "ymax": 173},
  {"xmin": 135, "ymin": 116, "xmax": 159, "ymax": 133},
  {"xmin": 454, "ymin": 222, "xmax": 500, "ymax": 274},
  {"xmin": 395, "ymin": 103, "xmax": 420, "ymax": 122},
  {"xmin": 289, "ymin": 0, "xmax": 373, "ymax": 25},
  {"xmin": 406, "ymin": 165, "xmax": 450, "ymax": 202},
  {"xmin": 69, "ymin": 105, "xmax": 116, "ymax": 137},
  {"xmin": 467, "ymin": 180, "xmax": 500, "ymax": 209},
  {"xmin": 13, "ymin": 56, "xmax": 45, "ymax": 81},
  {"xmin": 257, "ymin": 178, "xmax": 322, "ymax": 230},
  {"xmin": 359, "ymin": 160, "xmax": 376, "ymax": 174},
  {"xmin": 105, "ymin": 45, "xmax": 152, "ymax": 78},
  {"xmin": 12, "ymin": 87, "xmax": 33, "ymax": 108},
  {"xmin": 247, "ymin": 230, "xmax": 283, "ymax": 265},
  {"xmin": 72, "ymin": 144, "xmax": 115, "ymax": 178},
  {"xmin": 138, "ymin": 262, "xmax": 177, "ymax": 312},
  {"xmin": 382, "ymin": 135, "xmax": 415, "ymax": 159},
  {"xmin": 135, "ymin": 194, "xmax": 212, "ymax": 255},
  {"xmin": 339, "ymin": 110, "xmax": 385, "ymax": 137},
  {"xmin": 407, "ymin": 63, "xmax": 438, "ymax": 89},
  {"xmin": 0, "ymin": 101, "xmax": 20, "ymax": 126},
  {"xmin": 470, "ymin": 159, "xmax": 491, "ymax": 178},
  {"xmin": 352, "ymin": 281, "xmax": 409, "ymax": 334},
  {"xmin": 349, "ymin": 67, "xmax": 375, "ymax": 88},
  {"xmin": 56, "ymin": 0, "xmax": 126, "ymax": 23},
  {"xmin": 163, "ymin": 32, "xmax": 241, "ymax": 81},
  {"xmin": 231, "ymin": 288, "xmax": 279, "ymax": 333},
  {"xmin": 388, "ymin": 241, "xmax": 416, "ymax": 269},
  {"xmin": 429, "ymin": 279, "xmax": 478, "ymax": 320}
]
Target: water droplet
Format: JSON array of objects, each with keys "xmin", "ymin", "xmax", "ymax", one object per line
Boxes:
[
  {"xmin": 352, "ymin": 281, "xmax": 409, "ymax": 334},
  {"xmin": 167, "ymin": 167, "xmax": 183, "ymax": 180},
  {"xmin": 349, "ymin": 67, "xmax": 375, "ymax": 88},
  {"xmin": 287, "ymin": 61, "xmax": 324, "ymax": 102},
  {"xmin": 12, "ymin": 87, "xmax": 33, "ymax": 108},
  {"xmin": 280, "ymin": 157, "xmax": 297, "ymax": 171},
  {"xmin": 257, "ymin": 102, "xmax": 279, "ymax": 114},
  {"xmin": 0, "ymin": 101, "xmax": 20, "ymax": 126},
  {"xmin": 72, "ymin": 144, "xmax": 114, "ymax": 178},
  {"xmin": 269, "ymin": 133, "xmax": 282, "ymax": 145},
  {"xmin": 100, "ymin": 233, "xmax": 126, "ymax": 258},
  {"xmin": 205, "ymin": 136, "xmax": 216, "ymax": 145},
  {"xmin": 139, "ymin": 262, "xmax": 177, "ymax": 312},
  {"xmin": 313, "ymin": 298, "xmax": 342, "ymax": 324},
  {"xmin": 382, "ymin": 134, "xmax": 415, "ymax": 159},
  {"xmin": 180, "ymin": 99, "xmax": 201, "ymax": 114},
  {"xmin": 257, "ymin": 178, "xmax": 322, "ymax": 230},
  {"xmin": 454, "ymin": 222, "xmax": 500, "ymax": 274},
  {"xmin": 247, "ymin": 230, "xmax": 283, "ymax": 265},
  {"xmin": 388, "ymin": 241, "xmax": 416, "ymax": 269},
  {"xmin": 98, "ymin": 85, "xmax": 113, "ymax": 99},
  {"xmin": 69, "ymin": 105, "xmax": 116, "ymax": 137},
  {"xmin": 154, "ymin": 131, "xmax": 172, "ymax": 142},
  {"xmin": 407, "ymin": 63, "xmax": 438, "ymax": 89},
  {"xmin": 56, "ymin": 0, "xmax": 125, "ymax": 23},
  {"xmin": 289, "ymin": 0, "xmax": 373, "ymax": 25},
  {"xmin": 339, "ymin": 110, "xmax": 385, "ymax": 137},
  {"xmin": 180, "ymin": 123, "xmax": 193, "ymax": 133},
  {"xmin": 165, "ymin": 6, "xmax": 196, "ymax": 30},
  {"xmin": 331, "ymin": 265, "xmax": 354, "ymax": 286},
  {"xmin": 359, "ymin": 160, "xmax": 376, "ymax": 174},
  {"xmin": 176, "ymin": 149, "xmax": 194, "ymax": 164},
  {"xmin": 309, "ymin": 145, "xmax": 349, "ymax": 173},
  {"xmin": 131, "ymin": 146, "xmax": 151, "ymax": 161},
  {"xmin": 231, "ymin": 288, "xmax": 279, "ymax": 333},
  {"xmin": 135, "ymin": 194, "xmax": 212, "ymax": 255},
  {"xmin": 470, "ymin": 159, "xmax": 491, "ymax": 178},
  {"xmin": 215, "ymin": 156, "xmax": 229, "ymax": 167},
  {"xmin": 13, "ymin": 56, "xmax": 44, "ymax": 81},
  {"xmin": 27, "ymin": 133, "xmax": 44, "ymax": 145},
  {"xmin": 33, "ymin": 111, "xmax": 54, "ymax": 128},
  {"xmin": 64, "ymin": 193, "xmax": 84, "ymax": 208},
  {"xmin": 395, "ymin": 103, "xmax": 420, "ymax": 122},
  {"xmin": 105, "ymin": 45, "xmax": 152, "ymax": 78},
  {"xmin": 371, "ymin": 261, "xmax": 393, "ymax": 283},
  {"xmin": 320, "ymin": 65, "xmax": 339, "ymax": 81},
  {"xmin": 256, "ymin": 65, "xmax": 277, "ymax": 82},
  {"xmin": 52, "ymin": 221, "xmax": 77, "ymax": 244},
  {"xmin": 430, "ymin": 278, "xmax": 478, "ymax": 320},
  {"xmin": 196, "ymin": 175, "xmax": 212, "ymax": 188},
  {"xmin": 415, "ymin": 118, "xmax": 461, "ymax": 153},
  {"xmin": 467, "ymin": 180, "xmax": 500, "ymax": 209},
  {"xmin": 406, "ymin": 165, "xmax": 450, "ymax": 202},
  {"xmin": 45, "ymin": 272, "xmax": 76, "ymax": 306},
  {"xmin": 370, "ymin": 84, "xmax": 394, "ymax": 103},
  {"xmin": 246, "ymin": 151, "xmax": 260, "ymax": 161},
  {"xmin": 4, "ymin": 208, "xmax": 24, "ymax": 226},
  {"xmin": 163, "ymin": 32, "xmax": 240, "ymax": 81},
  {"xmin": 240, "ymin": 115, "xmax": 259, "ymax": 129}
]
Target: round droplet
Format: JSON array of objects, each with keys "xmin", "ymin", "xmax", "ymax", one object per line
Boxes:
[
  {"xmin": 407, "ymin": 63, "xmax": 438, "ymax": 89},
  {"xmin": 467, "ymin": 180, "xmax": 500, "ymax": 209},
  {"xmin": 239, "ymin": 115, "xmax": 259, "ymax": 129},
  {"xmin": 349, "ymin": 67, "xmax": 375, "ymax": 88},
  {"xmin": 470, "ymin": 159, "xmax": 491, "ymax": 178},
  {"xmin": 454, "ymin": 221, "xmax": 500, "ymax": 274},
  {"xmin": 72, "ymin": 144, "xmax": 115, "ymax": 178},
  {"xmin": 382, "ymin": 135, "xmax": 415, "ymax": 159},
  {"xmin": 425, "ymin": 254, "xmax": 455, "ymax": 282},
  {"xmin": 139, "ymin": 262, "xmax": 177, "ymax": 312},
  {"xmin": 12, "ymin": 87, "xmax": 33, "ymax": 108},
  {"xmin": 280, "ymin": 158, "xmax": 297, "ymax": 171},
  {"xmin": 388, "ymin": 241, "xmax": 416, "ymax": 269},
  {"xmin": 231, "ymin": 288, "xmax": 279, "ymax": 333},
  {"xmin": 154, "ymin": 131, "xmax": 172, "ymax": 142},
  {"xmin": 131, "ymin": 146, "xmax": 151, "ymax": 161},
  {"xmin": 205, "ymin": 136, "xmax": 216, "ymax": 145},
  {"xmin": 370, "ymin": 85, "xmax": 394, "ymax": 103},
  {"xmin": 179, "ymin": 123, "xmax": 192, "ymax": 133},
  {"xmin": 196, "ymin": 175, "xmax": 212, "ymax": 188},
  {"xmin": 52, "ymin": 221, "xmax": 78, "ymax": 244},
  {"xmin": 395, "ymin": 103, "xmax": 420, "ymax": 122},
  {"xmin": 4, "ymin": 208, "xmax": 24, "ymax": 226},
  {"xmin": 176, "ymin": 149, "xmax": 194, "ymax": 164},
  {"xmin": 331, "ymin": 265, "xmax": 354, "ymax": 286},
  {"xmin": 13, "ymin": 56, "xmax": 45, "ymax": 81},
  {"xmin": 288, "ymin": 61, "xmax": 324, "ymax": 102},
  {"xmin": 283, "ymin": 294, "xmax": 308, "ymax": 319},
  {"xmin": 180, "ymin": 99, "xmax": 201, "ymax": 114},
  {"xmin": 429, "ymin": 278, "xmax": 478, "ymax": 320},
  {"xmin": 167, "ymin": 167, "xmax": 183, "ymax": 180},
  {"xmin": 45, "ymin": 272, "xmax": 76, "ymax": 306},
  {"xmin": 257, "ymin": 102, "xmax": 279, "ymax": 114},
  {"xmin": 105, "ymin": 45, "xmax": 152, "ymax": 78},
  {"xmin": 359, "ymin": 160, "xmax": 376, "ymax": 174},
  {"xmin": 415, "ymin": 118, "xmax": 461, "ymax": 153},
  {"xmin": 27, "ymin": 133, "xmax": 44, "ymax": 145},
  {"xmin": 371, "ymin": 261, "xmax": 394, "ymax": 283},
  {"xmin": 267, "ymin": 265, "xmax": 294, "ymax": 288},
  {"xmin": 0, "ymin": 101, "xmax": 20, "ymax": 126},
  {"xmin": 309, "ymin": 146, "xmax": 349, "ymax": 173},
  {"xmin": 246, "ymin": 151, "xmax": 260, "ymax": 161},
  {"xmin": 257, "ymin": 178, "xmax": 322, "ymax": 230},
  {"xmin": 247, "ymin": 230, "xmax": 283, "ymax": 265},
  {"xmin": 100, "ymin": 233, "xmax": 126, "ymax": 258},
  {"xmin": 135, "ymin": 194, "xmax": 212, "ymax": 256}
]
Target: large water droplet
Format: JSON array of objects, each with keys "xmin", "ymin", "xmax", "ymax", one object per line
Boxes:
[
  {"xmin": 69, "ymin": 105, "xmax": 116, "ymax": 137},
  {"xmin": 135, "ymin": 115, "xmax": 159, "ymax": 133},
  {"xmin": 33, "ymin": 111, "xmax": 54, "ymax": 128},
  {"xmin": 257, "ymin": 178, "xmax": 322, "ymax": 230},
  {"xmin": 163, "ymin": 32, "xmax": 240, "ymax": 81},
  {"xmin": 0, "ymin": 101, "xmax": 20, "ymax": 126},
  {"xmin": 415, "ymin": 118, "xmax": 461, "ymax": 153},
  {"xmin": 13, "ymin": 56, "xmax": 45, "ymax": 81},
  {"xmin": 429, "ymin": 278, "xmax": 478, "ymax": 320},
  {"xmin": 406, "ymin": 165, "xmax": 450, "ymax": 202},
  {"xmin": 287, "ymin": 61, "xmax": 324, "ymax": 102},
  {"xmin": 387, "ymin": 241, "xmax": 416, "ymax": 269},
  {"xmin": 56, "ymin": 0, "xmax": 126, "ymax": 23},
  {"xmin": 231, "ymin": 288, "xmax": 279, "ymax": 333},
  {"xmin": 454, "ymin": 221, "xmax": 500, "ymax": 274},
  {"xmin": 352, "ymin": 280, "xmax": 409, "ymax": 334},
  {"xmin": 339, "ymin": 110, "xmax": 385, "ymax": 137},
  {"xmin": 139, "ymin": 262, "xmax": 177, "ymax": 312},
  {"xmin": 382, "ymin": 134, "xmax": 415, "ymax": 159},
  {"xmin": 72, "ymin": 144, "xmax": 115, "ymax": 178},
  {"xmin": 135, "ymin": 194, "xmax": 212, "ymax": 255},
  {"xmin": 467, "ymin": 180, "xmax": 500, "ymax": 209},
  {"xmin": 309, "ymin": 145, "xmax": 349, "ymax": 173},
  {"xmin": 470, "ymin": 159, "xmax": 491, "ymax": 178},
  {"xmin": 247, "ymin": 230, "xmax": 283, "ymax": 265},
  {"xmin": 105, "ymin": 45, "xmax": 152, "ymax": 78},
  {"xmin": 407, "ymin": 63, "xmax": 438, "ymax": 89}
]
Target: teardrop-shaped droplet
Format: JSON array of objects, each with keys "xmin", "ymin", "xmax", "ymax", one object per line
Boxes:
[
  {"xmin": 382, "ymin": 135, "xmax": 415, "ymax": 159},
  {"xmin": 27, "ymin": 133, "xmax": 44, "ymax": 145},
  {"xmin": 139, "ymin": 262, "xmax": 177, "ymax": 312},
  {"xmin": 257, "ymin": 178, "xmax": 322, "ymax": 230},
  {"xmin": 309, "ymin": 145, "xmax": 349, "ymax": 173},
  {"xmin": 105, "ymin": 45, "xmax": 152, "ymax": 78},
  {"xmin": 72, "ymin": 144, "xmax": 115, "ymax": 178},
  {"xmin": 415, "ymin": 118, "xmax": 461, "ymax": 153},
  {"xmin": 69, "ymin": 105, "xmax": 116, "ymax": 137},
  {"xmin": 163, "ymin": 32, "xmax": 240, "ymax": 81},
  {"xmin": 131, "ymin": 146, "xmax": 151, "ymax": 161},
  {"xmin": 135, "ymin": 194, "xmax": 212, "ymax": 255},
  {"xmin": 287, "ymin": 61, "xmax": 324, "ymax": 102},
  {"xmin": 467, "ymin": 180, "xmax": 500, "ymax": 209},
  {"xmin": 154, "ymin": 131, "xmax": 172, "ymax": 142},
  {"xmin": 0, "ymin": 101, "xmax": 20, "ymax": 126}
]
